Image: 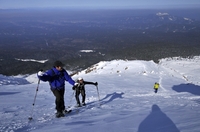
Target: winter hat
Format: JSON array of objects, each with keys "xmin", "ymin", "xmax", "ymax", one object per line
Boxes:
[
  {"xmin": 54, "ymin": 60, "xmax": 64, "ymax": 67},
  {"xmin": 78, "ymin": 77, "xmax": 83, "ymax": 81}
]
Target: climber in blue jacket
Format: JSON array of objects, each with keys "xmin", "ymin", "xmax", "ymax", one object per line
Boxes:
[{"xmin": 37, "ymin": 60, "xmax": 77, "ymax": 118}]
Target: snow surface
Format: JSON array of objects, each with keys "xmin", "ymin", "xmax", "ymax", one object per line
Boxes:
[
  {"xmin": 79, "ymin": 50, "xmax": 95, "ymax": 53},
  {"xmin": 14, "ymin": 59, "xmax": 48, "ymax": 63},
  {"xmin": 1, "ymin": 56, "xmax": 200, "ymax": 132},
  {"xmin": 156, "ymin": 12, "xmax": 169, "ymax": 16}
]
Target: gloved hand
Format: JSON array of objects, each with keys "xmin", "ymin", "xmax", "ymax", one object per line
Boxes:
[
  {"xmin": 37, "ymin": 71, "xmax": 44, "ymax": 76},
  {"xmin": 72, "ymin": 86, "xmax": 76, "ymax": 90},
  {"xmin": 74, "ymin": 82, "xmax": 79, "ymax": 86},
  {"xmin": 94, "ymin": 82, "xmax": 98, "ymax": 86}
]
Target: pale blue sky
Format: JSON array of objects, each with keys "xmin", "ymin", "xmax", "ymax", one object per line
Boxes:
[{"xmin": 0, "ymin": 0, "xmax": 200, "ymax": 9}]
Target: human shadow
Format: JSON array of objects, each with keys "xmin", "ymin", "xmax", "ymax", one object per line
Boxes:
[
  {"xmin": 100, "ymin": 92, "xmax": 124, "ymax": 105},
  {"xmin": 172, "ymin": 83, "xmax": 200, "ymax": 96},
  {"xmin": 138, "ymin": 104, "xmax": 180, "ymax": 132},
  {"xmin": 77, "ymin": 92, "xmax": 124, "ymax": 113}
]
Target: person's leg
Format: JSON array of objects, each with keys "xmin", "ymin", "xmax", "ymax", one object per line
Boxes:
[
  {"xmin": 154, "ymin": 88, "xmax": 158, "ymax": 93},
  {"xmin": 75, "ymin": 90, "xmax": 81, "ymax": 106},
  {"xmin": 51, "ymin": 89, "xmax": 64, "ymax": 117},
  {"xmin": 60, "ymin": 88, "xmax": 65, "ymax": 111},
  {"xmin": 81, "ymin": 89, "xmax": 86, "ymax": 104}
]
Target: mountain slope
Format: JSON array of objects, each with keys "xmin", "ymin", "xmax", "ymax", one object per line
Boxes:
[{"xmin": 0, "ymin": 57, "xmax": 200, "ymax": 132}]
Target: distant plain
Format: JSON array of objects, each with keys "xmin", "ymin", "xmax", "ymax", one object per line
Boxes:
[{"xmin": 0, "ymin": 8, "xmax": 200, "ymax": 75}]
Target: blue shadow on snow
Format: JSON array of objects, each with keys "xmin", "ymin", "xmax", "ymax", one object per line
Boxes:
[
  {"xmin": 0, "ymin": 74, "xmax": 30, "ymax": 85},
  {"xmin": 74, "ymin": 92, "xmax": 124, "ymax": 114},
  {"xmin": 100, "ymin": 92, "xmax": 124, "ymax": 105},
  {"xmin": 83, "ymin": 92, "xmax": 124, "ymax": 106},
  {"xmin": 0, "ymin": 92, "xmax": 21, "ymax": 96},
  {"xmin": 172, "ymin": 83, "xmax": 200, "ymax": 96},
  {"xmin": 138, "ymin": 104, "xmax": 180, "ymax": 132}
]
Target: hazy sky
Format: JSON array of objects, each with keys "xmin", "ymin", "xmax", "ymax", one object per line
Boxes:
[{"xmin": 0, "ymin": 0, "xmax": 200, "ymax": 9}]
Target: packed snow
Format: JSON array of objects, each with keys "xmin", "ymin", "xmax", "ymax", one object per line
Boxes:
[
  {"xmin": 156, "ymin": 12, "xmax": 169, "ymax": 16},
  {"xmin": 14, "ymin": 59, "xmax": 48, "ymax": 63},
  {"xmin": 1, "ymin": 56, "xmax": 200, "ymax": 132},
  {"xmin": 79, "ymin": 50, "xmax": 95, "ymax": 53}
]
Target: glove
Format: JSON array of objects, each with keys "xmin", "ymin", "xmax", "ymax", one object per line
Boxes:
[
  {"xmin": 94, "ymin": 82, "xmax": 98, "ymax": 86},
  {"xmin": 37, "ymin": 71, "xmax": 44, "ymax": 76},
  {"xmin": 72, "ymin": 86, "xmax": 76, "ymax": 90},
  {"xmin": 72, "ymin": 83, "xmax": 78, "ymax": 90},
  {"xmin": 74, "ymin": 82, "xmax": 79, "ymax": 86}
]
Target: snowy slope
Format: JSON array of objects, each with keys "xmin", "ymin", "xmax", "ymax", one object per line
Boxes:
[{"xmin": 0, "ymin": 57, "xmax": 200, "ymax": 132}]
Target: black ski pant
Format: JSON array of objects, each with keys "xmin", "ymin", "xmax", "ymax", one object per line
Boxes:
[
  {"xmin": 75, "ymin": 89, "xmax": 86, "ymax": 104},
  {"xmin": 51, "ymin": 88, "xmax": 65, "ymax": 112},
  {"xmin": 154, "ymin": 88, "xmax": 158, "ymax": 93}
]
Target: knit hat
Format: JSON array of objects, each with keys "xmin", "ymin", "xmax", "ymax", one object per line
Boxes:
[{"xmin": 54, "ymin": 60, "xmax": 64, "ymax": 67}]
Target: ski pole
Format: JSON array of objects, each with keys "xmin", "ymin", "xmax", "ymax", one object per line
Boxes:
[
  {"xmin": 28, "ymin": 79, "xmax": 40, "ymax": 120},
  {"xmin": 96, "ymin": 85, "xmax": 101, "ymax": 103}
]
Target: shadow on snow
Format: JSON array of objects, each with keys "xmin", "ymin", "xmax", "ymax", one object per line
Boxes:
[
  {"xmin": 77, "ymin": 92, "xmax": 124, "ymax": 113},
  {"xmin": 172, "ymin": 83, "xmax": 200, "ymax": 96},
  {"xmin": 100, "ymin": 92, "xmax": 124, "ymax": 105},
  {"xmin": 85, "ymin": 92, "xmax": 124, "ymax": 106},
  {"xmin": 0, "ymin": 74, "xmax": 30, "ymax": 85},
  {"xmin": 138, "ymin": 104, "xmax": 180, "ymax": 132},
  {"xmin": 0, "ymin": 92, "xmax": 21, "ymax": 96}
]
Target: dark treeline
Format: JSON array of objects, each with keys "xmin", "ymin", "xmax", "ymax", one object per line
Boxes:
[{"xmin": 0, "ymin": 8, "xmax": 200, "ymax": 75}]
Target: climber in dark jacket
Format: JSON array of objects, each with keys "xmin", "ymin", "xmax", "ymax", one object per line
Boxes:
[{"xmin": 72, "ymin": 77, "xmax": 98, "ymax": 107}]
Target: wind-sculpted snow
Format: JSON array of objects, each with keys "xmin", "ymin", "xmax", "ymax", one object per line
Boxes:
[{"xmin": 0, "ymin": 57, "xmax": 200, "ymax": 132}]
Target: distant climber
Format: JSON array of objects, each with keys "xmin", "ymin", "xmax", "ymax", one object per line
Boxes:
[{"xmin": 154, "ymin": 82, "xmax": 159, "ymax": 93}]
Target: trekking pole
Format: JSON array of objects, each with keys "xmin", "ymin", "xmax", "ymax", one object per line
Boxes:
[
  {"xmin": 96, "ymin": 85, "xmax": 101, "ymax": 105},
  {"xmin": 28, "ymin": 79, "xmax": 40, "ymax": 120},
  {"xmin": 68, "ymin": 91, "xmax": 75, "ymax": 108}
]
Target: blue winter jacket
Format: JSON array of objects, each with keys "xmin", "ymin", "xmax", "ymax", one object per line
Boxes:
[{"xmin": 38, "ymin": 67, "xmax": 75, "ymax": 90}]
